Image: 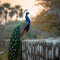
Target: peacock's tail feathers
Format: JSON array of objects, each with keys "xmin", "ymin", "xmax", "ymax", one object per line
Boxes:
[{"xmin": 8, "ymin": 24, "xmax": 22, "ymax": 60}]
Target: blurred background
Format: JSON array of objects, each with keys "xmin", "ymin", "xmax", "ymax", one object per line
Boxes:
[{"xmin": 0, "ymin": 0, "xmax": 60, "ymax": 60}]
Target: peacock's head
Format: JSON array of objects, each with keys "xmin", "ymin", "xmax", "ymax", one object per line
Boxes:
[
  {"xmin": 26, "ymin": 12, "xmax": 29, "ymax": 15},
  {"xmin": 24, "ymin": 9, "xmax": 29, "ymax": 15}
]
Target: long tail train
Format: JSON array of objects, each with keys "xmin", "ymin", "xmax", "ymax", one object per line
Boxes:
[{"xmin": 8, "ymin": 24, "xmax": 22, "ymax": 60}]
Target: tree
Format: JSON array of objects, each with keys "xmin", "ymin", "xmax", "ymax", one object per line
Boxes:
[
  {"xmin": 0, "ymin": 6, "xmax": 4, "ymax": 17},
  {"xmin": 0, "ymin": 6, "xmax": 4, "ymax": 23},
  {"xmin": 2, "ymin": 3, "xmax": 11, "ymax": 23},
  {"xmin": 19, "ymin": 8, "xmax": 23, "ymax": 18},
  {"xmin": 9, "ymin": 5, "xmax": 23, "ymax": 21},
  {"xmin": 0, "ymin": 11, "xmax": 2, "ymax": 17},
  {"xmin": 9, "ymin": 7, "xmax": 16, "ymax": 21},
  {"xmin": 33, "ymin": 0, "xmax": 60, "ymax": 37},
  {"xmin": 14, "ymin": 5, "xmax": 21, "ymax": 20}
]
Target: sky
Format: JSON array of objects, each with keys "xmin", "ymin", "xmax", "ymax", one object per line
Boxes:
[
  {"xmin": 1, "ymin": 0, "xmax": 36, "ymax": 10},
  {"xmin": 0, "ymin": 0, "xmax": 44, "ymax": 17}
]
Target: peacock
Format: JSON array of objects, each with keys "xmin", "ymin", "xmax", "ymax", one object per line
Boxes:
[{"xmin": 8, "ymin": 11, "xmax": 30, "ymax": 60}]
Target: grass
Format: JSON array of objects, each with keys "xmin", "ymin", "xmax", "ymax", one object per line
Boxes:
[
  {"xmin": 0, "ymin": 47, "xmax": 8, "ymax": 60},
  {"xmin": 0, "ymin": 52, "xmax": 7, "ymax": 60}
]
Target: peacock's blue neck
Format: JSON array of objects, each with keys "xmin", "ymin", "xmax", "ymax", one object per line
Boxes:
[{"xmin": 25, "ymin": 15, "xmax": 30, "ymax": 24}]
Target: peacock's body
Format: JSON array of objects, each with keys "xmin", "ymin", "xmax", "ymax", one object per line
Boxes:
[{"xmin": 8, "ymin": 11, "xmax": 30, "ymax": 60}]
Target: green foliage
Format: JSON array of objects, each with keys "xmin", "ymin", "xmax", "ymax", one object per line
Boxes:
[
  {"xmin": 0, "ymin": 21, "xmax": 24, "ymax": 39},
  {"xmin": 0, "ymin": 24, "xmax": 5, "ymax": 39},
  {"xmin": 0, "ymin": 6, "xmax": 4, "ymax": 17},
  {"xmin": 15, "ymin": 5, "xmax": 21, "ymax": 9},
  {"xmin": 0, "ymin": 6, "xmax": 4, "ymax": 11},
  {"xmin": 0, "ymin": 11, "xmax": 2, "ymax": 17},
  {"xmin": 9, "ymin": 10, "xmax": 15, "ymax": 18},
  {"xmin": 19, "ymin": 9, "xmax": 23, "ymax": 18},
  {"xmin": 2, "ymin": 3, "xmax": 10, "ymax": 9},
  {"xmin": 0, "ymin": 21, "xmax": 40, "ymax": 39}
]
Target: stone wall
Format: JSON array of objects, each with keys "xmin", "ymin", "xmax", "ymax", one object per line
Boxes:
[{"xmin": 22, "ymin": 38, "xmax": 60, "ymax": 60}]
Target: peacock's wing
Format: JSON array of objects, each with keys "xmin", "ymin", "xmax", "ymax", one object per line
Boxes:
[
  {"xmin": 8, "ymin": 24, "xmax": 22, "ymax": 60},
  {"xmin": 20, "ymin": 21, "xmax": 28, "ymax": 35}
]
